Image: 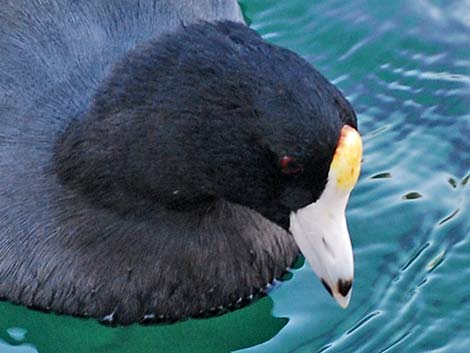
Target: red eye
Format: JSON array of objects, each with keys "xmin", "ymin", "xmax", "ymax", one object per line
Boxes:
[{"xmin": 280, "ymin": 156, "xmax": 304, "ymax": 176}]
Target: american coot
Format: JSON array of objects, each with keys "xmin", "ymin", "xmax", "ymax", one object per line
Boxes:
[{"xmin": 0, "ymin": 0, "xmax": 362, "ymax": 325}]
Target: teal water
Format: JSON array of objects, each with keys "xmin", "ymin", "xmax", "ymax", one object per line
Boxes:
[{"xmin": 1, "ymin": 0, "xmax": 469, "ymax": 352}]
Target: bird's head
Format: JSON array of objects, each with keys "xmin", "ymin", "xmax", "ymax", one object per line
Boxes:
[{"xmin": 86, "ymin": 21, "xmax": 362, "ymax": 307}]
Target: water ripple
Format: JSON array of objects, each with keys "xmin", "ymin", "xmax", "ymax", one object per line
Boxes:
[{"xmin": 239, "ymin": 1, "xmax": 470, "ymax": 353}]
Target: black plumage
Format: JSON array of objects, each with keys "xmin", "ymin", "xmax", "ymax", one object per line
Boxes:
[{"xmin": 0, "ymin": 0, "xmax": 356, "ymax": 324}]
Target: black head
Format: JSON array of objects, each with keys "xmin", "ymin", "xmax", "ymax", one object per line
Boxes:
[{"xmin": 61, "ymin": 21, "xmax": 357, "ymax": 229}]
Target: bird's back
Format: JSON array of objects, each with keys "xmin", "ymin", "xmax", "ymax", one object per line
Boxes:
[
  {"xmin": 0, "ymin": 0, "xmax": 244, "ymax": 122},
  {"xmin": 0, "ymin": 0, "xmax": 245, "ymax": 238},
  {"xmin": 0, "ymin": 1, "xmax": 298, "ymax": 325}
]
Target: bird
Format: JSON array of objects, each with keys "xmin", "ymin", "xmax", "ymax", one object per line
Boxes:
[{"xmin": 0, "ymin": 0, "xmax": 362, "ymax": 325}]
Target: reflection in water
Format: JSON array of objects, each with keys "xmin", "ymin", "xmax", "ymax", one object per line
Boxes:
[{"xmin": 0, "ymin": 294, "xmax": 288, "ymax": 353}]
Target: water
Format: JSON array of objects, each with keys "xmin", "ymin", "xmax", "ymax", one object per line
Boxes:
[{"xmin": 1, "ymin": 0, "xmax": 469, "ymax": 352}]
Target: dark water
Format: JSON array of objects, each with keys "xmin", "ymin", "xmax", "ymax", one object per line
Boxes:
[{"xmin": 1, "ymin": 0, "xmax": 469, "ymax": 352}]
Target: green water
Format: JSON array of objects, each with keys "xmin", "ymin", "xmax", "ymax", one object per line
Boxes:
[{"xmin": 1, "ymin": 0, "xmax": 469, "ymax": 352}]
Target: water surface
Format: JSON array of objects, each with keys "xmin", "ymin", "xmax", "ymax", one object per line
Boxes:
[{"xmin": 1, "ymin": 0, "xmax": 469, "ymax": 352}]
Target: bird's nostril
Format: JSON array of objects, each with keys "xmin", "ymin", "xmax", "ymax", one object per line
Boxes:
[
  {"xmin": 321, "ymin": 278, "xmax": 333, "ymax": 296},
  {"xmin": 337, "ymin": 278, "xmax": 352, "ymax": 297},
  {"xmin": 322, "ymin": 237, "xmax": 335, "ymax": 259}
]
